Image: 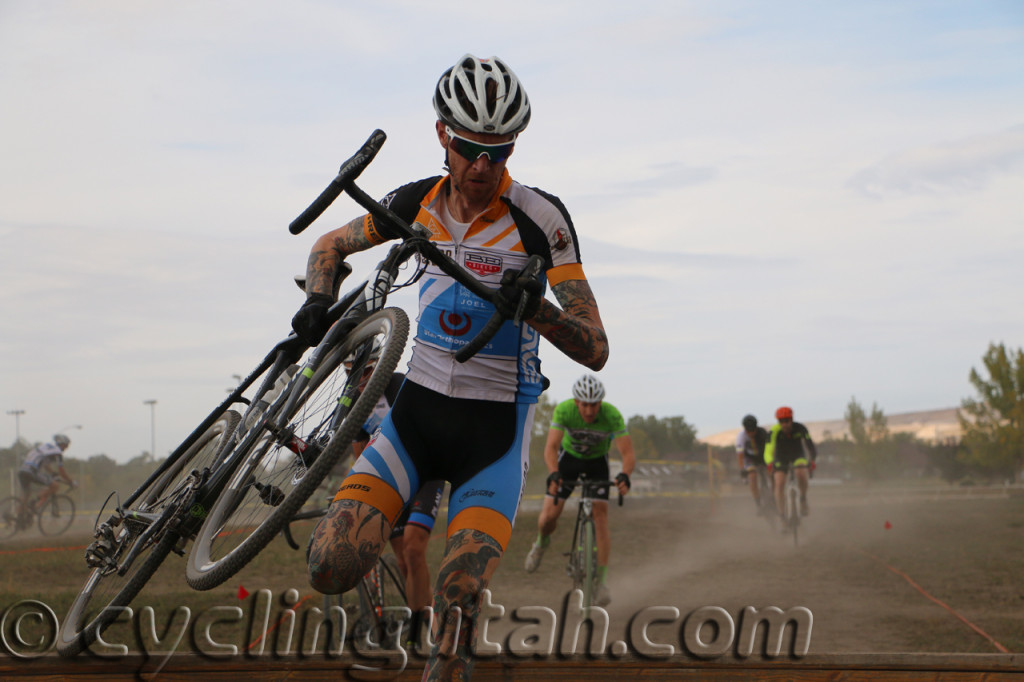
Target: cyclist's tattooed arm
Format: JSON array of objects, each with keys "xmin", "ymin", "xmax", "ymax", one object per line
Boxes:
[
  {"xmin": 529, "ymin": 278, "xmax": 609, "ymax": 371},
  {"xmin": 425, "ymin": 528, "xmax": 502, "ymax": 681},
  {"xmin": 304, "ymin": 216, "xmax": 377, "ymax": 297}
]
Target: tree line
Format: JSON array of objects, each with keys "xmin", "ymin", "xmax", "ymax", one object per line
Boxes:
[
  {"xmin": 4, "ymin": 341, "xmax": 1021, "ymax": 496},
  {"xmin": 830, "ymin": 341, "xmax": 1023, "ymax": 484}
]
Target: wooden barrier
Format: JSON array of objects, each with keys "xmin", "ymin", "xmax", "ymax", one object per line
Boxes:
[{"xmin": 4, "ymin": 652, "xmax": 1023, "ymax": 681}]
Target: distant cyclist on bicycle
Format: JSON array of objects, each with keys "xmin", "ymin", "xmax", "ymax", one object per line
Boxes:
[
  {"xmin": 764, "ymin": 407, "xmax": 817, "ymax": 518},
  {"xmin": 18, "ymin": 434, "xmax": 76, "ymax": 512},
  {"xmin": 524, "ymin": 374, "xmax": 634, "ymax": 606},
  {"xmin": 736, "ymin": 414, "xmax": 770, "ymax": 512}
]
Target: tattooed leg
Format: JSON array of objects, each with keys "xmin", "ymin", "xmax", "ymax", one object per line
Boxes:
[
  {"xmin": 307, "ymin": 499, "xmax": 392, "ymax": 594},
  {"xmin": 423, "ymin": 528, "xmax": 503, "ymax": 682}
]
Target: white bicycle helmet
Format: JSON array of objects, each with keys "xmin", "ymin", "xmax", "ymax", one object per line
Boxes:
[
  {"xmin": 53, "ymin": 433, "xmax": 71, "ymax": 448},
  {"xmin": 433, "ymin": 54, "xmax": 531, "ymax": 135},
  {"xmin": 572, "ymin": 374, "xmax": 606, "ymax": 403}
]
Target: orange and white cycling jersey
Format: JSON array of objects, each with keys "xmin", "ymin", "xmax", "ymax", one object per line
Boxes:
[{"xmin": 364, "ymin": 170, "xmax": 587, "ymax": 404}]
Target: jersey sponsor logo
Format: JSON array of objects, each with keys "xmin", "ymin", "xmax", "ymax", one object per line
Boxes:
[
  {"xmin": 419, "ymin": 216, "xmax": 446, "ymax": 239},
  {"xmin": 439, "ymin": 311, "xmax": 472, "ymax": 336},
  {"xmin": 458, "ymin": 488, "xmax": 496, "ymax": 503},
  {"xmin": 553, "ymin": 228, "xmax": 571, "ymax": 251},
  {"xmin": 465, "ymin": 252, "xmax": 502, "ymax": 276}
]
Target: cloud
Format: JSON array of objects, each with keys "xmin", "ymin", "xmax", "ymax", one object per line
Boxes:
[{"xmin": 848, "ymin": 125, "xmax": 1024, "ymax": 198}]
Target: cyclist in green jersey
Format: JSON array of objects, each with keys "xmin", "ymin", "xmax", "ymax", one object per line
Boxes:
[{"xmin": 524, "ymin": 374, "xmax": 634, "ymax": 606}]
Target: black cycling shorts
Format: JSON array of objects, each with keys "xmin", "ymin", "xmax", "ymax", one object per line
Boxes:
[
  {"xmin": 553, "ymin": 451, "xmax": 611, "ymax": 501},
  {"xmin": 18, "ymin": 469, "xmax": 51, "ymax": 491},
  {"xmin": 390, "ymin": 479, "xmax": 445, "ymax": 539}
]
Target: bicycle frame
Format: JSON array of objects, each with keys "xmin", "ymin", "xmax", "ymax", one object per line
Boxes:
[
  {"xmin": 89, "ymin": 243, "xmax": 420, "ymax": 579},
  {"xmin": 560, "ymin": 475, "xmax": 622, "ymax": 611}
]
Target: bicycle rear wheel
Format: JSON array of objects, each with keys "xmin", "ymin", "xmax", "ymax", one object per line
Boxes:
[
  {"xmin": 56, "ymin": 410, "xmax": 240, "ymax": 657},
  {"xmin": 0, "ymin": 497, "xmax": 28, "ymax": 540},
  {"xmin": 37, "ymin": 494, "xmax": 75, "ymax": 536},
  {"xmin": 186, "ymin": 307, "xmax": 408, "ymax": 591}
]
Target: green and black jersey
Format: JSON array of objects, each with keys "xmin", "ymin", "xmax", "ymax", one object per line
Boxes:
[{"xmin": 551, "ymin": 399, "xmax": 627, "ymax": 460}]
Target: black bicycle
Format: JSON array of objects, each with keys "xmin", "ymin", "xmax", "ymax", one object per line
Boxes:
[
  {"xmin": 58, "ymin": 129, "xmax": 542, "ymax": 657},
  {"xmin": 558, "ymin": 475, "xmax": 622, "ymax": 613}
]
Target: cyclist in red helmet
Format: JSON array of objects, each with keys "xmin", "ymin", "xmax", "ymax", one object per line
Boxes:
[{"xmin": 763, "ymin": 406, "xmax": 817, "ymax": 519}]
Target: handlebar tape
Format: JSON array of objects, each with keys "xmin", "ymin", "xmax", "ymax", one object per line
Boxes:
[{"xmin": 289, "ymin": 129, "xmax": 387, "ymax": 235}]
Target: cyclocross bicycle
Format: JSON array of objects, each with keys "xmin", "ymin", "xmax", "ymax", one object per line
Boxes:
[
  {"xmin": 58, "ymin": 129, "xmax": 542, "ymax": 657},
  {"xmin": 781, "ymin": 465, "xmax": 802, "ymax": 546},
  {"xmin": 0, "ymin": 480, "xmax": 77, "ymax": 539},
  {"xmin": 558, "ymin": 475, "xmax": 622, "ymax": 612}
]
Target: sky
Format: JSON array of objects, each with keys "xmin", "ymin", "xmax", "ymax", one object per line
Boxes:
[{"xmin": 2, "ymin": 1, "xmax": 1022, "ymax": 462}]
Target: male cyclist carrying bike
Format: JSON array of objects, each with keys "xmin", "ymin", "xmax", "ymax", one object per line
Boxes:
[
  {"xmin": 764, "ymin": 407, "xmax": 817, "ymax": 519},
  {"xmin": 18, "ymin": 434, "xmax": 76, "ymax": 513},
  {"xmin": 299, "ymin": 54, "xmax": 609, "ymax": 680},
  {"xmin": 524, "ymin": 374, "xmax": 634, "ymax": 606},
  {"xmin": 736, "ymin": 414, "xmax": 770, "ymax": 512}
]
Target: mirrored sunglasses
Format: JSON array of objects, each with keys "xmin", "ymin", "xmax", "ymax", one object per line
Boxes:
[{"xmin": 445, "ymin": 126, "xmax": 515, "ymax": 163}]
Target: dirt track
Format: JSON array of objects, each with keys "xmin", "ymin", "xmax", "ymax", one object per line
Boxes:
[
  {"xmin": 2, "ymin": 484, "xmax": 1022, "ymax": 679},
  {"xmin": 488, "ymin": 485, "xmax": 1024, "ymax": 657}
]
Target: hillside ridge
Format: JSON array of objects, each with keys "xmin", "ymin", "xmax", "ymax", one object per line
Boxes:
[{"xmin": 700, "ymin": 406, "xmax": 962, "ymax": 448}]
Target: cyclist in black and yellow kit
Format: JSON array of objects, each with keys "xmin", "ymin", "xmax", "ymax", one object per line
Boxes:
[{"xmin": 763, "ymin": 406, "xmax": 817, "ymax": 518}]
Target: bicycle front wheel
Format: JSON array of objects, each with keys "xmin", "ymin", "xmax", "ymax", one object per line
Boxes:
[
  {"xmin": 37, "ymin": 494, "xmax": 75, "ymax": 536},
  {"xmin": 581, "ymin": 519, "xmax": 597, "ymax": 609},
  {"xmin": 186, "ymin": 307, "xmax": 409, "ymax": 591},
  {"xmin": 788, "ymin": 486, "xmax": 800, "ymax": 546},
  {"xmin": 57, "ymin": 410, "xmax": 240, "ymax": 657},
  {"xmin": 0, "ymin": 497, "xmax": 28, "ymax": 540}
]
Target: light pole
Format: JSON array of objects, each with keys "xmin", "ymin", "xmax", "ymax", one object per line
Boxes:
[
  {"xmin": 6, "ymin": 409, "xmax": 25, "ymax": 443},
  {"xmin": 143, "ymin": 400, "xmax": 157, "ymax": 458}
]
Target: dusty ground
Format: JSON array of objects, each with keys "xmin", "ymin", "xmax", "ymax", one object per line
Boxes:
[
  {"xmin": 2, "ymin": 483, "xmax": 1022, "ymax": 662},
  {"xmin": 488, "ymin": 485, "xmax": 1024, "ymax": 657}
]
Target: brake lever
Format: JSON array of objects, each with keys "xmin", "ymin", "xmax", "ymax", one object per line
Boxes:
[{"xmin": 511, "ymin": 256, "xmax": 545, "ymax": 327}]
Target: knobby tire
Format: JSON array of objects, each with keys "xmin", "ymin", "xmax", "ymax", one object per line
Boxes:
[
  {"xmin": 56, "ymin": 411, "xmax": 240, "ymax": 657},
  {"xmin": 37, "ymin": 493, "xmax": 76, "ymax": 536},
  {"xmin": 0, "ymin": 497, "xmax": 29, "ymax": 540},
  {"xmin": 185, "ymin": 307, "xmax": 409, "ymax": 591}
]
